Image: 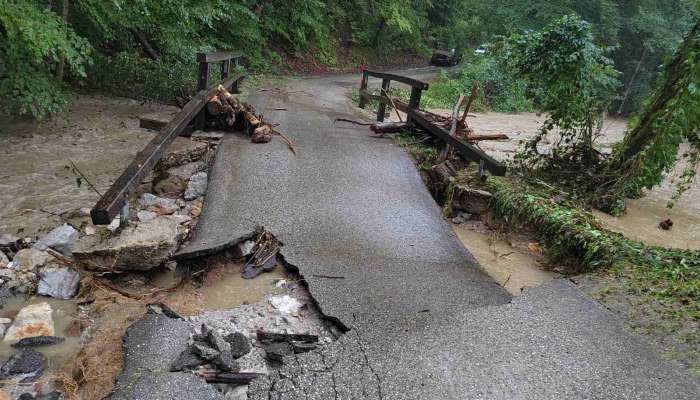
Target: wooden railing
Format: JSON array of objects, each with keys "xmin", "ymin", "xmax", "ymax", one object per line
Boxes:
[
  {"xmin": 90, "ymin": 52, "xmax": 245, "ymax": 225},
  {"xmin": 357, "ymin": 69, "xmax": 506, "ymax": 176}
]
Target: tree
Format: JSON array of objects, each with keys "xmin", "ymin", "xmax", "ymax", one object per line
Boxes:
[
  {"xmin": 506, "ymin": 15, "xmax": 620, "ymax": 171},
  {"xmin": 0, "ymin": 0, "xmax": 91, "ymax": 119},
  {"xmin": 596, "ymin": 18, "xmax": 700, "ymax": 213}
]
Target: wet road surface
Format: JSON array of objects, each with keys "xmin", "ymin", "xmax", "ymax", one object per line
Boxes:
[{"xmin": 177, "ymin": 69, "xmax": 699, "ymax": 399}]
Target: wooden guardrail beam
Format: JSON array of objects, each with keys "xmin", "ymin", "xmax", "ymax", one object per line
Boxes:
[
  {"xmin": 358, "ymin": 88, "xmax": 506, "ymax": 176},
  {"xmin": 363, "ymin": 70, "xmax": 429, "ymax": 90},
  {"xmin": 90, "ymin": 74, "xmax": 243, "ymax": 225}
]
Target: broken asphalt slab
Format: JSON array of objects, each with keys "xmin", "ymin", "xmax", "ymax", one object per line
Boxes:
[
  {"xmin": 109, "ymin": 313, "xmax": 224, "ymax": 400},
  {"xmin": 176, "ymin": 71, "xmax": 699, "ymax": 398}
]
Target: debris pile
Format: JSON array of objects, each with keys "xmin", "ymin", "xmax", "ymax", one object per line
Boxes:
[
  {"xmin": 241, "ymin": 230, "xmax": 281, "ymax": 279},
  {"xmin": 206, "ymin": 85, "xmax": 296, "ymax": 153}
]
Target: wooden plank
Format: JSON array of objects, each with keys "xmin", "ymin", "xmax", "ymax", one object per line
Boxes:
[
  {"xmin": 91, "ymin": 75, "xmax": 242, "ymax": 225},
  {"xmin": 358, "ymin": 89, "xmax": 505, "ymax": 175},
  {"xmin": 364, "ymin": 70, "xmax": 429, "ymax": 90},
  {"xmin": 406, "ymin": 108, "xmax": 506, "ymax": 176},
  {"xmin": 196, "ymin": 51, "xmax": 242, "ymax": 63}
]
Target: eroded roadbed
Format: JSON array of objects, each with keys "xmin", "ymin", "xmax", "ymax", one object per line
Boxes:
[{"xmin": 173, "ymin": 74, "xmax": 699, "ymax": 399}]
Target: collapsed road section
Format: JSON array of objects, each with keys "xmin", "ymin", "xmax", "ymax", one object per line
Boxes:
[{"xmin": 176, "ymin": 72, "xmax": 699, "ymax": 399}]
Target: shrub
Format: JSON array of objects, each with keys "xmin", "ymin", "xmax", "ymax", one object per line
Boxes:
[{"xmin": 423, "ymin": 55, "xmax": 532, "ymax": 113}]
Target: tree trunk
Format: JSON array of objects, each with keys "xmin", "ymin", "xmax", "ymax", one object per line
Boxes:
[{"xmin": 129, "ymin": 28, "xmax": 160, "ymax": 60}]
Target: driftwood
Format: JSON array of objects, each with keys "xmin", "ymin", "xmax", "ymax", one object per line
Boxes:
[
  {"xmin": 206, "ymin": 85, "xmax": 296, "ymax": 154},
  {"xmin": 370, "ymin": 122, "xmax": 410, "ymax": 134}
]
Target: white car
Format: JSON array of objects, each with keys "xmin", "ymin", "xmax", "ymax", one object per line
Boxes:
[{"xmin": 474, "ymin": 45, "xmax": 488, "ymax": 56}]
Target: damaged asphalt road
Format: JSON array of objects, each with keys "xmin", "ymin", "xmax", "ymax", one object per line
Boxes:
[{"xmin": 176, "ymin": 70, "xmax": 700, "ymax": 399}]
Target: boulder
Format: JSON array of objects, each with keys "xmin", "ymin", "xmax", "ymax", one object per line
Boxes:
[
  {"xmin": 37, "ymin": 266, "xmax": 80, "ymax": 299},
  {"xmin": 184, "ymin": 172, "xmax": 208, "ymax": 201},
  {"xmin": 33, "ymin": 225, "xmax": 79, "ymax": 255},
  {"xmin": 10, "ymin": 249, "xmax": 51, "ymax": 272},
  {"xmin": 139, "ymin": 194, "xmax": 178, "ymax": 214},
  {"xmin": 0, "ymin": 349, "xmax": 45, "ymax": 381},
  {"xmin": 453, "ymin": 188, "xmax": 494, "ymax": 215},
  {"xmin": 153, "ymin": 176, "xmax": 186, "ymax": 198},
  {"xmin": 72, "ymin": 216, "xmax": 186, "ymax": 272},
  {"xmin": 3, "ymin": 302, "xmax": 55, "ymax": 341}
]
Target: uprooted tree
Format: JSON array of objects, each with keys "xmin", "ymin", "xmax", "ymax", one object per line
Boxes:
[
  {"xmin": 506, "ymin": 14, "xmax": 700, "ymax": 215},
  {"xmin": 594, "ymin": 19, "xmax": 700, "ymax": 213}
]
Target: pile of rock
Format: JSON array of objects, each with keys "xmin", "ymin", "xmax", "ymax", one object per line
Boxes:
[
  {"xmin": 0, "ymin": 225, "xmax": 81, "ymax": 300},
  {"xmin": 171, "ymin": 324, "xmax": 252, "ymax": 373}
]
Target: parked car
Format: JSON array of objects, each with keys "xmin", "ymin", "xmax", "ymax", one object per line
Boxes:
[
  {"xmin": 474, "ymin": 44, "xmax": 489, "ymax": 56},
  {"xmin": 430, "ymin": 48, "xmax": 460, "ymax": 67}
]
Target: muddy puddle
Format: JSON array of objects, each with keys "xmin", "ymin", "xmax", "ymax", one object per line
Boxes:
[
  {"xmin": 151, "ymin": 261, "xmax": 289, "ymax": 315},
  {"xmin": 0, "ymin": 296, "xmax": 82, "ymax": 371},
  {"xmin": 451, "ymin": 221, "xmax": 559, "ymax": 295}
]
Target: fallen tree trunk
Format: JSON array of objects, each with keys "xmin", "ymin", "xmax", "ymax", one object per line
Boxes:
[
  {"xmin": 370, "ymin": 122, "xmax": 410, "ymax": 134},
  {"xmin": 466, "ymin": 133, "xmax": 509, "ymax": 141}
]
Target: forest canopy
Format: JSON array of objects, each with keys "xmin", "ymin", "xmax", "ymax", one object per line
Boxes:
[{"xmin": 0, "ymin": 0, "xmax": 698, "ymax": 118}]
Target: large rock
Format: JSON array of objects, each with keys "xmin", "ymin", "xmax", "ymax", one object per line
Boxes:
[
  {"xmin": 37, "ymin": 266, "xmax": 80, "ymax": 299},
  {"xmin": 10, "ymin": 249, "xmax": 51, "ymax": 272},
  {"xmin": 33, "ymin": 225, "xmax": 79, "ymax": 255},
  {"xmin": 3, "ymin": 303, "xmax": 54, "ymax": 341},
  {"xmin": 166, "ymin": 161, "xmax": 207, "ymax": 180},
  {"xmin": 72, "ymin": 216, "xmax": 186, "ymax": 272},
  {"xmin": 139, "ymin": 193, "xmax": 178, "ymax": 214},
  {"xmin": 453, "ymin": 187, "xmax": 494, "ymax": 215},
  {"xmin": 184, "ymin": 172, "xmax": 208, "ymax": 201},
  {"xmin": 0, "ymin": 349, "xmax": 46, "ymax": 381}
]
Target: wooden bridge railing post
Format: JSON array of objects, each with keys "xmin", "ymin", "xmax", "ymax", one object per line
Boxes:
[
  {"xmin": 376, "ymin": 78, "xmax": 391, "ymax": 122},
  {"xmin": 358, "ymin": 71, "xmax": 369, "ymax": 109},
  {"xmin": 407, "ymin": 87, "xmax": 423, "ymax": 125}
]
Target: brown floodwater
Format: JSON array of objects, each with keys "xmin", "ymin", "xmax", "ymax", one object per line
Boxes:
[
  {"xmin": 0, "ymin": 296, "xmax": 82, "ymax": 371},
  {"xmin": 154, "ymin": 261, "xmax": 289, "ymax": 315},
  {"xmin": 451, "ymin": 222, "xmax": 559, "ymax": 295}
]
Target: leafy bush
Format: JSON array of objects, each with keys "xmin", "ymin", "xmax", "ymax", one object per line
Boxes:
[
  {"xmin": 0, "ymin": 0, "xmax": 91, "ymax": 119},
  {"xmin": 507, "ymin": 15, "xmax": 620, "ymax": 172},
  {"xmin": 423, "ymin": 56, "xmax": 532, "ymax": 113},
  {"xmin": 87, "ymin": 53, "xmax": 197, "ymax": 103}
]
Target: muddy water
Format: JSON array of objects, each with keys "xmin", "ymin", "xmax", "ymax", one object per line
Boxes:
[
  {"xmin": 154, "ymin": 262, "xmax": 289, "ymax": 314},
  {"xmin": 451, "ymin": 222, "xmax": 558, "ymax": 295},
  {"xmin": 0, "ymin": 297, "xmax": 81, "ymax": 371}
]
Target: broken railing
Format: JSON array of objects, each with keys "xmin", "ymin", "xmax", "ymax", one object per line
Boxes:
[
  {"xmin": 90, "ymin": 51, "xmax": 245, "ymax": 225},
  {"xmin": 358, "ymin": 69, "xmax": 506, "ymax": 176}
]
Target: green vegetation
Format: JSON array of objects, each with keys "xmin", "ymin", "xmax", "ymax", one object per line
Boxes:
[
  {"xmin": 422, "ymin": 56, "xmax": 532, "ymax": 113},
  {"xmin": 2, "ymin": 1, "xmax": 697, "ymax": 119}
]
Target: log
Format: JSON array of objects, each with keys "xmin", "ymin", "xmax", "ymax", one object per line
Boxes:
[
  {"xmin": 466, "ymin": 133, "xmax": 509, "ymax": 141},
  {"xmin": 370, "ymin": 122, "xmax": 409, "ymax": 134},
  {"xmin": 206, "ymin": 95, "xmax": 228, "ymax": 116}
]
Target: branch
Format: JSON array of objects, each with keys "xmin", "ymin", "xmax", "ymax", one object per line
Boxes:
[{"xmin": 129, "ymin": 28, "xmax": 160, "ymax": 60}]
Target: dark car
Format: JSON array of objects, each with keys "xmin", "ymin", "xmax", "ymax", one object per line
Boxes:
[{"xmin": 430, "ymin": 49, "xmax": 460, "ymax": 67}]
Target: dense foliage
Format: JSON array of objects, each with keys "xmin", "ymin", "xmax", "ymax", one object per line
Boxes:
[
  {"xmin": 0, "ymin": 0, "xmax": 697, "ymax": 119},
  {"xmin": 508, "ymin": 15, "xmax": 620, "ymax": 170},
  {"xmin": 423, "ymin": 55, "xmax": 532, "ymax": 113}
]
